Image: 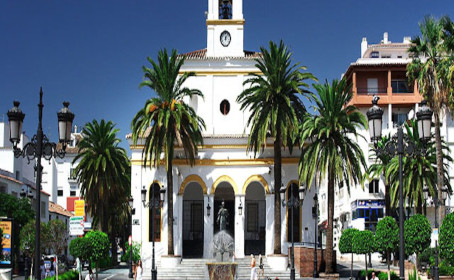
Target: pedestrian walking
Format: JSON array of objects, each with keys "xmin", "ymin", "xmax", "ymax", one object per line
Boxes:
[
  {"xmin": 75, "ymin": 257, "xmax": 82, "ymax": 280},
  {"xmin": 134, "ymin": 260, "xmax": 143, "ymax": 280},
  {"xmin": 250, "ymin": 254, "xmax": 258, "ymax": 280},
  {"xmin": 258, "ymin": 254, "xmax": 264, "ymax": 279},
  {"xmin": 85, "ymin": 268, "xmax": 93, "ymax": 280}
]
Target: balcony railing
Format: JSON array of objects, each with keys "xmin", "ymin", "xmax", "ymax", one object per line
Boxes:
[{"xmin": 357, "ymin": 87, "xmax": 387, "ymax": 95}]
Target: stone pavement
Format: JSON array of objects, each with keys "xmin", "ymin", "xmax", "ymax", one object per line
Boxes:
[{"xmin": 12, "ymin": 259, "xmax": 427, "ymax": 280}]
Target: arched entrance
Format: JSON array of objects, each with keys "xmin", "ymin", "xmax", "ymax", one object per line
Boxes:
[
  {"xmin": 182, "ymin": 182, "xmax": 204, "ymax": 258},
  {"xmin": 244, "ymin": 182, "xmax": 266, "ymax": 255},
  {"xmin": 213, "ymin": 182, "xmax": 235, "ymax": 238}
]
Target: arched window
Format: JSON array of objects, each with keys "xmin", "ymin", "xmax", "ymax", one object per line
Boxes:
[
  {"xmin": 149, "ymin": 183, "xmax": 162, "ymax": 242},
  {"xmin": 219, "ymin": 0, "xmax": 232, "ymax": 19},
  {"xmin": 220, "ymin": 100, "xmax": 230, "ymax": 115},
  {"xmin": 286, "ymin": 182, "xmax": 301, "ymax": 242}
]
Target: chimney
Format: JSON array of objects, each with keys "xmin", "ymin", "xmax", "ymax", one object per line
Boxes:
[
  {"xmin": 383, "ymin": 32, "xmax": 389, "ymax": 44},
  {"xmin": 403, "ymin": 36, "xmax": 411, "ymax": 43},
  {"xmin": 361, "ymin": 37, "xmax": 368, "ymax": 58},
  {"xmin": 74, "ymin": 125, "xmax": 77, "ymax": 133}
]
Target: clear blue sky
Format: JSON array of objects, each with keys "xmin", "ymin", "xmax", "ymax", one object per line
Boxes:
[{"xmin": 1, "ymin": 1, "xmax": 453, "ymax": 154}]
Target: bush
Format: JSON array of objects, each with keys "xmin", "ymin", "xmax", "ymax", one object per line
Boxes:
[
  {"xmin": 404, "ymin": 214, "xmax": 431, "ymax": 257},
  {"xmin": 120, "ymin": 242, "xmax": 141, "ymax": 263},
  {"xmin": 357, "ymin": 270, "xmax": 399, "ymax": 280},
  {"xmin": 418, "ymin": 247, "xmax": 435, "ymax": 267},
  {"xmin": 43, "ymin": 270, "xmax": 79, "ymax": 280},
  {"xmin": 439, "ymin": 261, "xmax": 454, "ymax": 276},
  {"xmin": 377, "ymin": 271, "xmax": 399, "ymax": 280},
  {"xmin": 95, "ymin": 256, "xmax": 113, "ymax": 269},
  {"xmin": 440, "ymin": 212, "xmax": 454, "ymax": 266}
]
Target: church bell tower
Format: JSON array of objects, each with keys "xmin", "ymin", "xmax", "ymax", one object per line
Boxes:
[{"xmin": 206, "ymin": 0, "xmax": 244, "ymax": 57}]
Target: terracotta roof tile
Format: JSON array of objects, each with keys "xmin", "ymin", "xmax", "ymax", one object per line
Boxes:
[
  {"xmin": 177, "ymin": 49, "xmax": 261, "ymax": 60},
  {"xmin": 49, "ymin": 201, "xmax": 74, "ymax": 217}
]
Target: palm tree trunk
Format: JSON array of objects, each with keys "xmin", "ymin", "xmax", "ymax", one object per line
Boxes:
[
  {"xmin": 385, "ymin": 183, "xmax": 391, "ymax": 216},
  {"xmin": 273, "ymin": 127, "xmax": 282, "ymax": 255},
  {"xmin": 434, "ymin": 113, "xmax": 445, "ymax": 223},
  {"xmin": 325, "ymin": 167, "xmax": 335, "ymax": 273},
  {"xmin": 416, "ymin": 201, "xmax": 423, "ymax": 214},
  {"xmin": 167, "ymin": 162, "xmax": 174, "ymax": 256}
]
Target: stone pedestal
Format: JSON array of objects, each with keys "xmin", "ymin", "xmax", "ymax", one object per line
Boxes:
[
  {"xmin": 206, "ymin": 262, "xmax": 238, "ymax": 280},
  {"xmin": 291, "ymin": 246, "xmax": 336, "ymax": 277},
  {"xmin": 160, "ymin": 255, "xmax": 181, "ymax": 268},
  {"xmin": 266, "ymin": 254, "xmax": 288, "ymax": 271}
]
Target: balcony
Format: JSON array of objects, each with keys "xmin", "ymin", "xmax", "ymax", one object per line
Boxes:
[{"xmin": 357, "ymin": 87, "xmax": 388, "ymax": 95}]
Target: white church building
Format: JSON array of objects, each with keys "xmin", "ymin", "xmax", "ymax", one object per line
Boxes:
[{"xmin": 128, "ymin": 0, "xmax": 317, "ymax": 270}]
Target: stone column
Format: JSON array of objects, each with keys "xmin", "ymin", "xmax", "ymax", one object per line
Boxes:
[
  {"xmin": 265, "ymin": 194, "xmax": 274, "ymax": 255},
  {"xmin": 234, "ymin": 195, "xmax": 245, "ymax": 258},
  {"xmin": 204, "ymin": 195, "xmax": 214, "ymax": 258}
]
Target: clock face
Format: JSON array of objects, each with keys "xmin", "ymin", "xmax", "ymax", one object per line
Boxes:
[{"xmin": 220, "ymin": 31, "xmax": 231, "ymax": 47}]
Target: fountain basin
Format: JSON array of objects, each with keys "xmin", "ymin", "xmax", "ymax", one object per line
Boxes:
[{"xmin": 206, "ymin": 262, "xmax": 238, "ymax": 280}]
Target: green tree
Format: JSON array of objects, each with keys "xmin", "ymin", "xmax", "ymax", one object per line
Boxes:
[
  {"xmin": 368, "ymin": 135, "xmax": 394, "ymax": 216},
  {"xmin": 85, "ymin": 231, "xmax": 110, "ymax": 280},
  {"xmin": 0, "ymin": 192, "xmax": 34, "ymax": 264},
  {"xmin": 299, "ymin": 79, "xmax": 367, "ymax": 272},
  {"xmin": 375, "ymin": 216, "xmax": 399, "ymax": 280},
  {"xmin": 407, "ymin": 15, "xmax": 454, "ymax": 222},
  {"xmin": 352, "ymin": 230, "xmax": 375, "ymax": 280},
  {"xmin": 19, "ymin": 220, "xmax": 51, "ymax": 273},
  {"xmin": 131, "ymin": 48, "xmax": 205, "ymax": 255},
  {"xmin": 47, "ymin": 219, "xmax": 69, "ymax": 278},
  {"xmin": 120, "ymin": 242, "xmax": 141, "ymax": 263},
  {"xmin": 439, "ymin": 212, "xmax": 454, "ymax": 265},
  {"xmin": 69, "ymin": 237, "xmax": 90, "ymax": 263},
  {"xmin": 339, "ymin": 228, "xmax": 359, "ymax": 280},
  {"xmin": 73, "ymin": 119, "xmax": 131, "ymax": 264},
  {"xmin": 237, "ymin": 40, "xmax": 316, "ymax": 254},
  {"xmin": 404, "ymin": 214, "xmax": 431, "ymax": 268},
  {"xmin": 386, "ymin": 121, "xmax": 451, "ymax": 214}
]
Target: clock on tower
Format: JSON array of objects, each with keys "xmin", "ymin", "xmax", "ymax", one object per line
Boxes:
[{"xmin": 206, "ymin": 0, "xmax": 244, "ymax": 57}]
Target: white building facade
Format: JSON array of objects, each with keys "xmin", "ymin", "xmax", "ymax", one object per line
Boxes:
[
  {"xmin": 322, "ymin": 33, "xmax": 454, "ymax": 258},
  {"xmin": 128, "ymin": 0, "xmax": 317, "ymax": 270}
]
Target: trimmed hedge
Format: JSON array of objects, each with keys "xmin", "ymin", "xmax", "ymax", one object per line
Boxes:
[
  {"xmin": 44, "ymin": 270, "xmax": 79, "ymax": 280},
  {"xmin": 357, "ymin": 270, "xmax": 399, "ymax": 280}
]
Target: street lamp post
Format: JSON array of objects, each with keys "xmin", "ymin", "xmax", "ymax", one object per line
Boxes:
[
  {"xmin": 368, "ymin": 199, "xmax": 372, "ymax": 268},
  {"xmin": 141, "ymin": 185, "xmax": 166, "ymax": 280},
  {"xmin": 367, "ymin": 96, "xmax": 432, "ymax": 280},
  {"xmin": 423, "ymin": 186, "xmax": 448, "ymax": 280},
  {"xmin": 7, "ymin": 88, "xmax": 74, "ymax": 280},
  {"xmin": 128, "ymin": 197, "xmax": 134, "ymax": 279},
  {"xmin": 20, "ymin": 187, "xmax": 34, "ymax": 280},
  {"xmin": 312, "ymin": 194, "xmax": 319, "ymax": 278},
  {"xmin": 280, "ymin": 184, "xmax": 305, "ymax": 280}
]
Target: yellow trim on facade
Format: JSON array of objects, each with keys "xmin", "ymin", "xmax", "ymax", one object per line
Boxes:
[
  {"xmin": 178, "ymin": 71, "xmax": 262, "ymax": 76},
  {"xmin": 146, "ymin": 181, "xmax": 164, "ymax": 243},
  {"xmin": 179, "ymin": 174, "xmax": 208, "ymax": 195},
  {"xmin": 211, "ymin": 175, "xmax": 239, "ymax": 195},
  {"xmin": 242, "ymin": 175, "xmax": 270, "ymax": 194},
  {"xmin": 130, "ymin": 144, "xmax": 250, "ymax": 150},
  {"xmin": 206, "ymin": 19, "xmax": 245, "ymax": 25},
  {"xmin": 131, "ymin": 157, "xmax": 299, "ymax": 166}
]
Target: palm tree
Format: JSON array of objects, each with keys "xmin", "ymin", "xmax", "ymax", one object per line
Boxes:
[
  {"xmin": 237, "ymin": 40, "xmax": 316, "ymax": 254},
  {"xmin": 385, "ymin": 120, "xmax": 452, "ymax": 214},
  {"xmin": 73, "ymin": 119, "xmax": 131, "ymax": 262},
  {"xmin": 368, "ymin": 135, "xmax": 394, "ymax": 217},
  {"xmin": 299, "ymin": 79, "xmax": 367, "ymax": 273},
  {"xmin": 407, "ymin": 15, "xmax": 454, "ymax": 221},
  {"xmin": 131, "ymin": 48, "xmax": 205, "ymax": 255}
]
